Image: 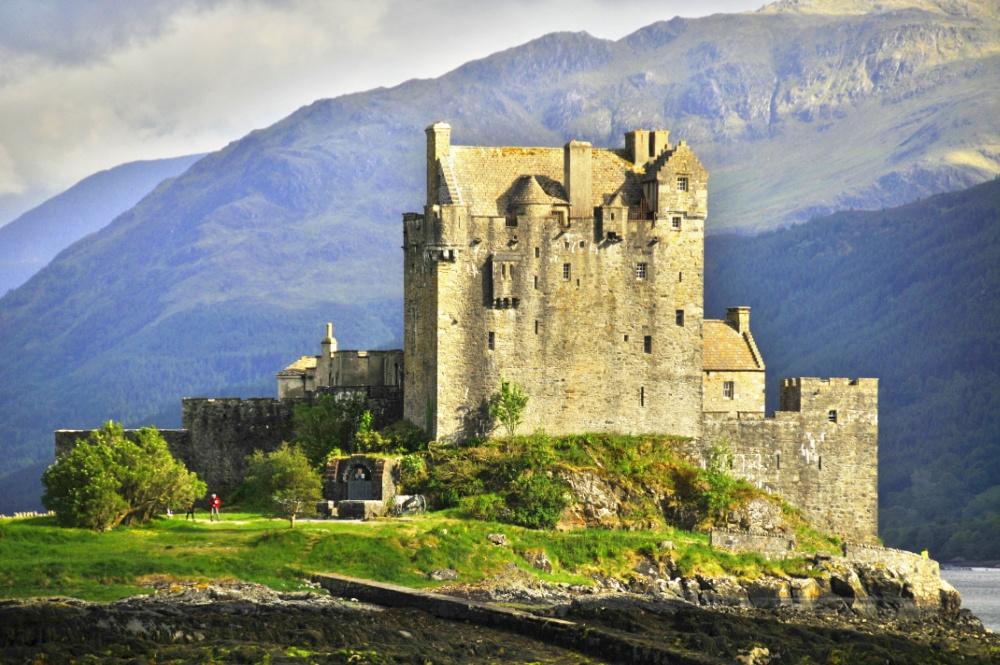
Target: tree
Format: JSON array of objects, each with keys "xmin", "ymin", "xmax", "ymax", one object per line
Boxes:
[
  {"xmin": 488, "ymin": 379, "xmax": 529, "ymax": 437},
  {"xmin": 243, "ymin": 443, "xmax": 322, "ymax": 527},
  {"xmin": 42, "ymin": 421, "xmax": 206, "ymax": 531},
  {"xmin": 293, "ymin": 393, "xmax": 365, "ymax": 467}
]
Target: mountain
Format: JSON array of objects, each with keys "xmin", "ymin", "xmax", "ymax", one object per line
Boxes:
[
  {"xmin": 0, "ymin": 155, "xmax": 204, "ymax": 296},
  {"xmin": 0, "ymin": 1, "xmax": 997, "ymax": 547},
  {"xmin": 706, "ymin": 177, "xmax": 1000, "ymax": 560}
]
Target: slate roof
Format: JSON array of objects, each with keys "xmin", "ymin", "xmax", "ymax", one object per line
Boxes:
[
  {"xmin": 703, "ymin": 320, "xmax": 765, "ymax": 371},
  {"xmin": 446, "ymin": 146, "xmax": 644, "ymax": 216}
]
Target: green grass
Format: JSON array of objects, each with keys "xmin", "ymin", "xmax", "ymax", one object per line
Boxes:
[{"xmin": 0, "ymin": 511, "xmax": 817, "ymax": 602}]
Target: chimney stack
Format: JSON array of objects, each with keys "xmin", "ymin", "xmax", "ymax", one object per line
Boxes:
[
  {"xmin": 726, "ymin": 307, "xmax": 751, "ymax": 334},
  {"xmin": 426, "ymin": 122, "xmax": 451, "ymax": 206},
  {"xmin": 625, "ymin": 129, "xmax": 649, "ymax": 165},
  {"xmin": 564, "ymin": 140, "xmax": 593, "ymax": 219}
]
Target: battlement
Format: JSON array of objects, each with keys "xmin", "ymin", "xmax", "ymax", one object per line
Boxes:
[{"xmin": 779, "ymin": 377, "xmax": 878, "ymax": 416}]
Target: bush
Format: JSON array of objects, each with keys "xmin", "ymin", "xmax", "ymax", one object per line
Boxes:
[
  {"xmin": 355, "ymin": 418, "xmax": 429, "ymax": 455},
  {"xmin": 459, "ymin": 493, "xmax": 508, "ymax": 521},
  {"xmin": 42, "ymin": 422, "xmax": 206, "ymax": 531},
  {"xmin": 242, "ymin": 443, "xmax": 322, "ymax": 527},
  {"xmin": 505, "ymin": 472, "xmax": 569, "ymax": 529},
  {"xmin": 488, "ymin": 379, "xmax": 529, "ymax": 437},
  {"xmin": 293, "ymin": 394, "xmax": 365, "ymax": 467}
]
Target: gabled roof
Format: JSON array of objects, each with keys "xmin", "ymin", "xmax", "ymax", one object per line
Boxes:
[
  {"xmin": 447, "ymin": 145, "xmax": 643, "ymax": 217},
  {"xmin": 703, "ymin": 320, "xmax": 765, "ymax": 371}
]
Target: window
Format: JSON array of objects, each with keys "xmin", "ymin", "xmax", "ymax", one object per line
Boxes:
[
  {"xmin": 672, "ymin": 216, "xmax": 682, "ymax": 230},
  {"xmin": 506, "ymin": 217, "xmax": 518, "ymax": 228},
  {"xmin": 535, "ymin": 247, "xmax": 540, "ymax": 258},
  {"xmin": 828, "ymin": 410, "xmax": 838, "ymax": 423},
  {"xmin": 534, "ymin": 320, "xmax": 539, "ymax": 335},
  {"xmin": 624, "ymin": 334, "xmax": 629, "ymax": 342},
  {"xmin": 723, "ymin": 381, "xmax": 734, "ymax": 399},
  {"xmin": 501, "ymin": 263, "xmax": 507, "ymax": 278},
  {"xmin": 563, "ymin": 263, "xmax": 571, "ymax": 280},
  {"xmin": 488, "ymin": 331, "xmax": 495, "ymax": 350},
  {"xmin": 579, "ymin": 240, "xmax": 585, "ymax": 248},
  {"xmin": 640, "ymin": 386, "xmax": 645, "ymax": 407},
  {"xmin": 675, "ymin": 309, "xmax": 685, "ymax": 326},
  {"xmin": 776, "ymin": 453, "xmax": 781, "ymax": 470},
  {"xmin": 678, "ymin": 272, "xmax": 683, "ymax": 282},
  {"xmin": 635, "ymin": 263, "xmax": 647, "ymax": 280},
  {"xmin": 643, "ymin": 335, "xmax": 652, "ymax": 354},
  {"xmin": 677, "ymin": 176, "xmax": 688, "ymax": 192},
  {"xmin": 818, "ymin": 456, "xmax": 823, "ymax": 471},
  {"xmin": 533, "ymin": 275, "xmax": 538, "ymax": 289}
]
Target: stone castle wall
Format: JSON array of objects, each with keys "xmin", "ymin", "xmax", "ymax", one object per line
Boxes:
[
  {"xmin": 54, "ymin": 387, "xmax": 403, "ymax": 497},
  {"xmin": 702, "ymin": 377, "xmax": 879, "ymax": 542}
]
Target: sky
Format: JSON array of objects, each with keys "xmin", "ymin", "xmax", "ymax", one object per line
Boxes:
[{"xmin": 0, "ymin": 0, "xmax": 763, "ymax": 225}]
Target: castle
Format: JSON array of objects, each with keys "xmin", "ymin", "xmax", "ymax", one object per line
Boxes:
[{"xmin": 57, "ymin": 124, "xmax": 879, "ymax": 541}]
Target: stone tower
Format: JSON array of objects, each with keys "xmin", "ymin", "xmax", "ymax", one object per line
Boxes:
[{"xmin": 403, "ymin": 123, "xmax": 708, "ymax": 441}]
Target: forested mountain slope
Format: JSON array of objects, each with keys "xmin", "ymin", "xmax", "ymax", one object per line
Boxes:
[{"xmin": 706, "ymin": 178, "xmax": 1000, "ymax": 560}]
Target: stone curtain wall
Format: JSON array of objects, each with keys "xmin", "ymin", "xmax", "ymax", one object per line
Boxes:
[
  {"xmin": 709, "ymin": 528, "xmax": 796, "ymax": 557},
  {"xmin": 703, "ymin": 378, "xmax": 879, "ymax": 542},
  {"xmin": 54, "ymin": 387, "xmax": 403, "ymax": 497}
]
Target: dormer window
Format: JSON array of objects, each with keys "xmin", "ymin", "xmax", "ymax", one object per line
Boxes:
[{"xmin": 677, "ymin": 176, "xmax": 689, "ymax": 192}]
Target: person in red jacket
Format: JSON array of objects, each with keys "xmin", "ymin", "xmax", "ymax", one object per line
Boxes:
[{"xmin": 209, "ymin": 493, "xmax": 222, "ymax": 522}]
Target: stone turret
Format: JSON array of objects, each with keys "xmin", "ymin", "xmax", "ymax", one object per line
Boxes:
[
  {"xmin": 426, "ymin": 121, "xmax": 451, "ymax": 205},
  {"xmin": 563, "ymin": 140, "xmax": 592, "ymax": 220}
]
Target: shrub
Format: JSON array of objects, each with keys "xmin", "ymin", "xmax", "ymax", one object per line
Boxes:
[
  {"xmin": 293, "ymin": 394, "xmax": 365, "ymax": 467},
  {"xmin": 505, "ymin": 472, "xmax": 569, "ymax": 529},
  {"xmin": 243, "ymin": 443, "xmax": 323, "ymax": 527},
  {"xmin": 355, "ymin": 418, "xmax": 430, "ymax": 455},
  {"xmin": 459, "ymin": 493, "xmax": 508, "ymax": 522},
  {"xmin": 42, "ymin": 422, "xmax": 206, "ymax": 531}
]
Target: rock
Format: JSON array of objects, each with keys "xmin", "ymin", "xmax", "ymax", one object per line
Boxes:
[
  {"xmin": 790, "ymin": 577, "xmax": 822, "ymax": 603},
  {"xmin": 430, "ymin": 568, "xmax": 458, "ymax": 581},
  {"xmin": 398, "ymin": 630, "xmax": 413, "ymax": 639},
  {"xmin": 524, "ymin": 550, "xmax": 553, "ymax": 573},
  {"xmin": 487, "ymin": 533, "xmax": 507, "ymax": 546}
]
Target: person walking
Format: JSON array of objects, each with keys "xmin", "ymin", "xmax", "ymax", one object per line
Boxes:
[
  {"xmin": 185, "ymin": 501, "xmax": 196, "ymax": 521},
  {"xmin": 209, "ymin": 494, "xmax": 222, "ymax": 522}
]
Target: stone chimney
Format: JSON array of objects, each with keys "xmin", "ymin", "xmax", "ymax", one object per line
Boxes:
[
  {"xmin": 726, "ymin": 307, "xmax": 751, "ymax": 333},
  {"xmin": 649, "ymin": 130, "xmax": 670, "ymax": 158},
  {"xmin": 426, "ymin": 121, "xmax": 451, "ymax": 206},
  {"xmin": 625, "ymin": 129, "xmax": 649, "ymax": 165},
  {"xmin": 564, "ymin": 140, "xmax": 592, "ymax": 220}
]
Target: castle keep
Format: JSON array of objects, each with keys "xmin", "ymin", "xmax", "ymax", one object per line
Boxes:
[{"xmin": 56, "ymin": 124, "xmax": 879, "ymax": 541}]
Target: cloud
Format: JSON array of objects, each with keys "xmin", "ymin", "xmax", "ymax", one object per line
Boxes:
[
  {"xmin": 0, "ymin": 144, "xmax": 26, "ymax": 196},
  {"xmin": 0, "ymin": 0, "xmax": 762, "ymax": 219}
]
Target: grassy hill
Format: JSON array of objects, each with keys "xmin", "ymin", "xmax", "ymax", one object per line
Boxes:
[{"xmin": 706, "ymin": 178, "xmax": 1000, "ymax": 560}]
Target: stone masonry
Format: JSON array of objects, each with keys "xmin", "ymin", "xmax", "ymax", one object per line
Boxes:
[{"xmin": 55, "ymin": 122, "xmax": 880, "ymax": 542}]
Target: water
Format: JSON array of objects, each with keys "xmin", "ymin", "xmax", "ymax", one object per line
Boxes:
[{"xmin": 941, "ymin": 566, "xmax": 1000, "ymax": 632}]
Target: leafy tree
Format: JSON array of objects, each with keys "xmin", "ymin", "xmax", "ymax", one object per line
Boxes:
[
  {"xmin": 243, "ymin": 443, "xmax": 322, "ymax": 527},
  {"xmin": 488, "ymin": 379, "xmax": 529, "ymax": 437},
  {"xmin": 292, "ymin": 393, "xmax": 365, "ymax": 467},
  {"xmin": 42, "ymin": 421, "xmax": 205, "ymax": 531}
]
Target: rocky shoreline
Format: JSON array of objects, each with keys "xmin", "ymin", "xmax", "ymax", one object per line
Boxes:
[{"xmin": 2, "ymin": 557, "xmax": 998, "ymax": 665}]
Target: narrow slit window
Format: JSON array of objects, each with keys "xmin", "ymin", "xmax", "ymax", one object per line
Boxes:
[
  {"xmin": 678, "ymin": 272, "xmax": 683, "ymax": 282},
  {"xmin": 677, "ymin": 176, "xmax": 688, "ymax": 192},
  {"xmin": 563, "ymin": 263, "xmax": 571, "ymax": 280},
  {"xmin": 535, "ymin": 247, "xmax": 540, "ymax": 258},
  {"xmin": 818, "ymin": 456, "xmax": 823, "ymax": 471},
  {"xmin": 533, "ymin": 275, "xmax": 538, "ymax": 289},
  {"xmin": 776, "ymin": 453, "xmax": 781, "ymax": 470},
  {"xmin": 723, "ymin": 381, "xmax": 734, "ymax": 399},
  {"xmin": 643, "ymin": 335, "xmax": 652, "ymax": 354},
  {"xmin": 675, "ymin": 309, "xmax": 685, "ymax": 326},
  {"xmin": 488, "ymin": 331, "xmax": 495, "ymax": 350},
  {"xmin": 501, "ymin": 264, "xmax": 507, "ymax": 278},
  {"xmin": 640, "ymin": 386, "xmax": 645, "ymax": 407},
  {"xmin": 624, "ymin": 334, "xmax": 629, "ymax": 342},
  {"xmin": 828, "ymin": 410, "xmax": 838, "ymax": 423},
  {"xmin": 534, "ymin": 320, "xmax": 539, "ymax": 335},
  {"xmin": 635, "ymin": 263, "xmax": 647, "ymax": 280}
]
